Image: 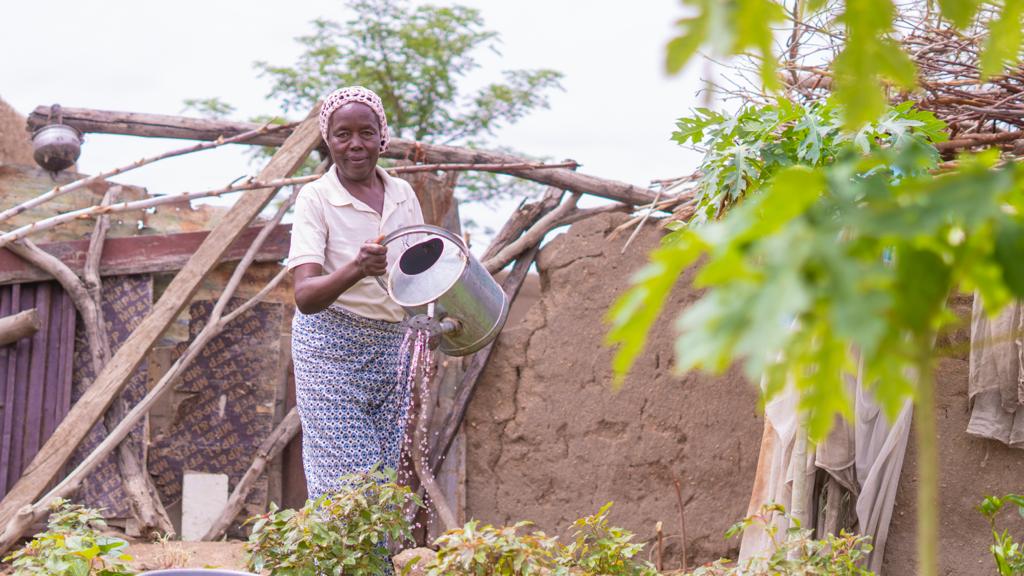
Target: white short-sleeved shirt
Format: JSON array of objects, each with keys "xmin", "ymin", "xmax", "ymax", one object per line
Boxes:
[{"xmin": 287, "ymin": 165, "xmax": 424, "ymax": 322}]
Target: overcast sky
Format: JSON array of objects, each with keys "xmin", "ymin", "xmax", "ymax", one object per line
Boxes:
[{"xmin": 2, "ymin": 0, "xmax": 706, "ymax": 235}]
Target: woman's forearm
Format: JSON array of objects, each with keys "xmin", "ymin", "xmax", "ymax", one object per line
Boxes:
[{"xmin": 293, "ymin": 262, "xmax": 366, "ymax": 314}]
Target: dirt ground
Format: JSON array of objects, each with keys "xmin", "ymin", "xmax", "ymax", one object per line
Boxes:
[{"xmin": 123, "ymin": 539, "xmax": 248, "ymax": 572}]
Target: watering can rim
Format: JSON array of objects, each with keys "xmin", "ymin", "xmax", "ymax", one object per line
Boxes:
[{"xmin": 376, "ymin": 224, "xmax": 469, "ymax": 307}]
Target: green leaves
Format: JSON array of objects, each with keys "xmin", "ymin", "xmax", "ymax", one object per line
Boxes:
[
  {"xmin": 978, "ymin": 494, "xmax": 1024, "ymax": 575},
  {"xmin": 689, "ymin": 504, "xmax": 874, "ymax": 575},
  {"xmin": 426, "ymin": 503, "xmax": 656, "ymax": 576},
  {"xmin": 938, "ymin": 0, "xmax": 984, "ymax": 27},
  {"xmin": 4, "ymin": 499, "xmax": 135, "ymax": 576},
  {"xmin": 893, "ymin": 246, "xmax": 952, "ymax": 334},
  {"xmin": 671, "ymin": 100, "xmax": 945, "ymax": 224},
  {"xmin": 665, "ymin": 0, "xmax": 786, "ymax": 88},
  {"xmin": 832, "ymin": 0, "xmax": 917, "ymax": 127},
  {"xmin": 995, "ymin": 217, "xmax": 1024, "ymax": 297},
  {"xmin": 428, "ymin": 520, "xmax": 559, "ymax": 576},
  {"xmin": 612, "ymin": 99, "xmax": 1024, "ymax": 440},
  {"xmin": 245, "ymin": 467, "xmax": 419, "ymax": 575},
  {"xmin": 981, "ymin": 0, "xmax": 1024, "ymax": 77}
]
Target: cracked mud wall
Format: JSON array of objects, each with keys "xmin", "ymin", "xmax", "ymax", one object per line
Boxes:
[
  {"xmin": 464, "ymin": 213, "xmax": 764, "ymax": 567},
  {"xmin": 882, "ymin": 293, "xmax": 1024, "ymax": 574}
]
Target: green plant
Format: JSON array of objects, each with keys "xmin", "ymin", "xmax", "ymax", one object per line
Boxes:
[
  {"xmin": 610, "ymin": 97, "xmax": 1024, "ymax": 576},
  {"xmin": 618, "ymin": 0, "xmax": 1024, "ymax": 575},
  {"xmin": 245, "ymin": 467, "xmax": 419, "ymax": 575},
  {"xmin": 685, "ymin": 504, "xmax": 873, "ymax": 575},
  {"xmin": 425, "ymin": 520, "xmax": 559, "ymax": 576},
  {"xmin": 424, "ymin": 503, "xmax": 658, "ymax": 576},
  {"xmin": 557, "ymin": 502, "xmax": 659, "ymax": 576},
  {"xmin": 672, "ymin": 100, "xmax": 946, "ymax": 223},
  {"xmin": 978, "ymin": 494, "xmax": 1024, "ymax": 575},
  {"xmin": 3, "ymin": 498, "xmax": 135, "ymax": 576}
]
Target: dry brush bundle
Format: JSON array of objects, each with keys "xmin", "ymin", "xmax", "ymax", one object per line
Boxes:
[
  {"xmin": 651, "ymin": 0, "xmax": 1024, "ymax": 227},
  {"xmin": 779, "ymin": 0, "xmax": 1024, "ymax": 154}
]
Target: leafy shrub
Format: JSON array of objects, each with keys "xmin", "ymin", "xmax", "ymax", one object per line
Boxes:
[
  {"xmin": 245, "ymin": 467, "xmax": 419, "ymax": 575},
  {"xmin": 424, "ymin": 503, "xmax": 657, "ymax": 576},
  {"xmin": 3, "ymin": 498, "xmax": 135, "ymax": 576},
  {"xmin": 978, "ymin": 494, "xmax": 1024, "ymax": 575},
  {"xmin": 557, "ymin": 502, "xmax": 659, "ymax": 576},
  {"xmin": 425, "ymin": 520, "xmax": 559, "ymax": 575},
  {"xmin": 684, "ymin": 504, "xmax": 873, "ymax": 576}
]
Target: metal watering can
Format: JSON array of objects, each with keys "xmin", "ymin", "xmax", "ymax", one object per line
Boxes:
[{"xmin": 376, "ymin": 224, "xmax": 509, "ymax": 356}]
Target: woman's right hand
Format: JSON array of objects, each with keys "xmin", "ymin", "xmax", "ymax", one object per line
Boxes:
[{"xmin": 355, "ymin": 237, "xmax": 388, "ymax": 277}]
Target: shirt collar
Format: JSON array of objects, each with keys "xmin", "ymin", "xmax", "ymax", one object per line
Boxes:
[{"xmin": 323, "ymin": 165, "xmax": 409, "ymax": 209}]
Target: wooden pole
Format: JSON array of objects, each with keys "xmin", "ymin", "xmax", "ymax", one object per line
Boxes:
[
  {"xmin": 427, "ymin": 243, "xmax": 541, "ymax": 476},
  {"xmin": 0, "ymin": 309, "xmax": 40, "ymax": 347},
  {"xmin": 1, "ymin": 122, "xmax": 286, "ymax": 224},
  {"xmin": 0, "ymin": 106, "xmax": 323, "ymax": 553},
  {"xmin": 27, "ymin": 106, "xmax": 660, "ymax": 207}
]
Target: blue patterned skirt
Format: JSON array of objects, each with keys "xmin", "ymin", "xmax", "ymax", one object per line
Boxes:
[{"xmin": 291, "ymin": 305, "xmax": 410, "ymax": 499}]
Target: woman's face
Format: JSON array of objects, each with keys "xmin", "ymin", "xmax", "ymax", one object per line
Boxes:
[{"xmin": 326, "ymin": 102, "xmax": 381, "ymax": 183}]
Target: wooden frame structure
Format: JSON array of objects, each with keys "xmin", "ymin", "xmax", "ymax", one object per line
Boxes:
[{"xmin": 0, "ymin": 102, "xmax": 682, "ymax": 551}]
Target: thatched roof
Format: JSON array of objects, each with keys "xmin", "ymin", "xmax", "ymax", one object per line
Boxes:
[{"xmin": 0, "ymin": 98, "xmax": 33, "ymax": 166}]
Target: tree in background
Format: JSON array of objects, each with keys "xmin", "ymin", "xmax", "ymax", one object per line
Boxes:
[{"xmin": 187, "ymin": 0, "xmax": 563, "ymax": 226}]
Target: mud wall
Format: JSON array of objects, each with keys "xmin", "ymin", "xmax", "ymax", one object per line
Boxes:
[
  {"xmin": 883, "ymin": 293, "xmax": 1024, "ymax": 574},
  {"xmin": 464, "ymin": 213, "xmax": 765, "ymax": 567},
  {"xmin": 0, "ymin": 98, "xmax": 33, "ymax": 166}
]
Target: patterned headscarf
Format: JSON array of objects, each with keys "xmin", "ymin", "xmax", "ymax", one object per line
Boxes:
[{"xmin": 318, "ymin": 86, "xmax": 390, "ymax": 153}]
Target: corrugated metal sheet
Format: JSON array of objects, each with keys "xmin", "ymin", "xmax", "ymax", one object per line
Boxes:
[{"xmin": 0, "ymin": 281, "xmax": 76, "ymax": 497}]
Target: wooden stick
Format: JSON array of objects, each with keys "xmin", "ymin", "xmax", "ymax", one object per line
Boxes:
[
  {"xmin": 0, "ymin": 122, "xmax": 286, "ymax": 224},
  {"xmin": 481, "ymin": 187, "xmax": 564, "ymax": 263},
  {"xmin": 27, "ymin": 106, "xmax": 297, "ymax": 147},
  {"xmin": 671, "ymin": 472, "xmax": 688, "ymax": 572},
  {"xmin": 411, "ymin": 355, "xmax": 458, "ymax": 532},
  {"xmin": 0, "ymin": 309, "xmax": 40, "ymax": 347},
  {"xmin": 428, "ymin": 243, "xmax": 541, "ymax": 476},
  {"xmin": 483, "ymin": 193, "xmax": 581, "ymax": 274},
  {"xmin": 0, "ymin": 225, "xmax": 292, "ymax": 287},
  {"xmin": 31, "ymin": 107, "xmax": 661, "ymax": 207},
  {"xmin": 387, "ymin": 161, "xmax": 578, "ymax": 175},
  {"xmin": 619, "ymin": 188, "xmax": 663, "ymax": 254},
  {"xmin": 84, "ymin": 186, "xmax": 118, "ymax": 370},
  {"xmin": 5, "ymin": 240, "xmax": 106, "ymax": 373},
  {"xmin": 424, "ymin": 189, "xmax": 569, "ymax": 474},
  {"xmin": 0, "ymin": 106, "xmax": 322, "ymax": 554},
  {"xmin": 84, "ymin": 184, "xmax": 174, "ymax": 537},
  {"xmin": 935, "ymin": 130, "xmax": 1024, "ymax": 151},
  {"xmin": 83, "ymin": 186, "xmax": 118, "ymax": 307},
  {"xmin": 201, "ymin": 407, "xmax": 302, "ymax": 541},
  {"xmin": 655, "ymin": 521, "xmax": 664, "ymax": 572},
  {"xmin": 0, "ymin": 175, "xmax": 319, "ymax": 250}
]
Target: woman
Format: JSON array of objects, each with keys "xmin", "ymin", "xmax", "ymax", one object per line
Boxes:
[{"xmin": 288, "ymin": 86, "xmax": 424, "ymax": 499}]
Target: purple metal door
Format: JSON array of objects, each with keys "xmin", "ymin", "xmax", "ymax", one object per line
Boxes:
[{"xmin": 0, "ymin": 281, "xmax": 76, "ymax": 497}]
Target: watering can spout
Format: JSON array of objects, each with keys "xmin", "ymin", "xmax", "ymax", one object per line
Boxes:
[{"xmin": 407, "ymin": 312, "xmax": 462, "ymax": 350}]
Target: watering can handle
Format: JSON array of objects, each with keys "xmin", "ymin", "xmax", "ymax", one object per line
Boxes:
[{"xmin": 372, "ymin": 224, "xmax": 468, "ymax": 293}]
